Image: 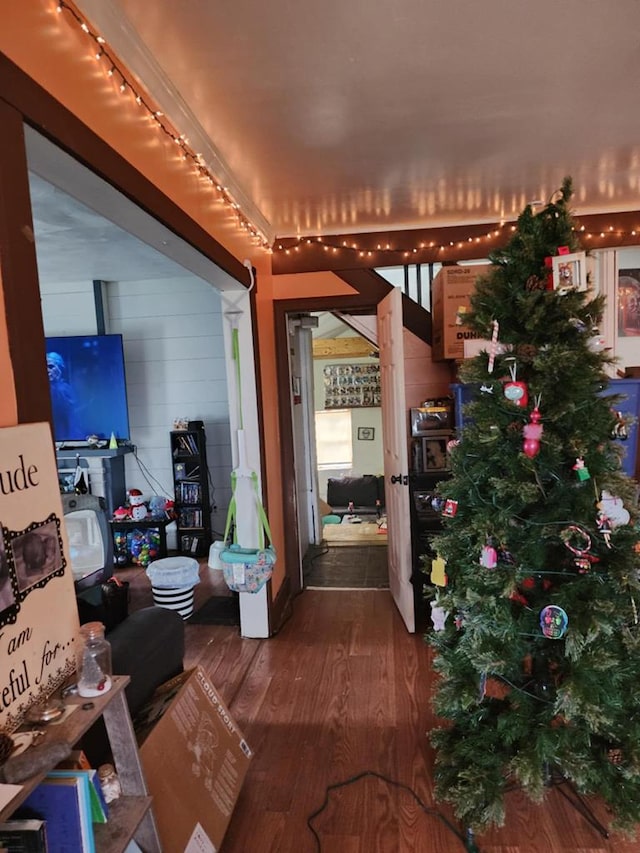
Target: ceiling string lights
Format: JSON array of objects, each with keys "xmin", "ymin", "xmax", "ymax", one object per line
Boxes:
[
  {"xmin": 274, "ymin": 221, "xmax": 640, "ymax": 259},
  {"xmin": 55, "ymin": 0, "xmax": 271, "ymax": 251},
  {"xmin": 274, "ymin": 227, "xmax": 512, "ymax": 258}
]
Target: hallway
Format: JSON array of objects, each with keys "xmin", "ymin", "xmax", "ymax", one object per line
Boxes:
[{"xmin": 122, "ymin": 564, "xmax": 638, "ymax": 852}]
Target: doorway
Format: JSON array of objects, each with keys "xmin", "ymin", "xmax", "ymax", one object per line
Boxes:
[{"xmin": 295, "ymin": 310, "xmax": 388, "ymax": 590}]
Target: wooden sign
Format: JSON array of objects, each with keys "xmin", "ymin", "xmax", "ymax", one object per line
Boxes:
[{"xmin": 0, "ymin": 423, "xmax": 79, "ymax": 731}]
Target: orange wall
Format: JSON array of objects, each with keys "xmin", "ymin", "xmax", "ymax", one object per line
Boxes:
[
  {"xmin": 0, "ymin": 265, "xmax": 18, "ymax": 426},
  {"xmin": 0, "ymin": 2, "xmax": 285, "ymax": 583},
  {"xmin": 274, "ymin": 271, "xmax": 357, "ymax": 299}
]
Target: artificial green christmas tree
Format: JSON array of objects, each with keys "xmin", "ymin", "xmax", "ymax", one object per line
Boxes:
[{"xmin": 427, "ymin": 178, "xmax": 640, "ymax": 835}]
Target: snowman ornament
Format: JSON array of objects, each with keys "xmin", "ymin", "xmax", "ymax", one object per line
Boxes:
[{"xmin": 128, "ymin": 488, "xmax": 148, "ymax": 521}]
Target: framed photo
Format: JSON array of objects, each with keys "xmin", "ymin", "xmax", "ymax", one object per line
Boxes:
[
  {"xmin": 357, "ymin": 427, "xmax": 375, "ymax": 441},
  {"xmin": 552, "ymin": 251, "xmax": 588, "ymax": 294},
  {"xmin": 618, "ymin": 269, "xmax": 640, "ymax": 337},
  {"xmin": 422, "ymin": 437, "xmax": 449, "ymax": 472}
]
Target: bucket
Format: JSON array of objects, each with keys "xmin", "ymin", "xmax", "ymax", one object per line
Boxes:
[
  {"xmin": 151, "ymin": 584, "xmax": 195, "ymax": 620},
  {"xmin": 146, "ymin": 556, "xmax": 200, "ymax": 620}
]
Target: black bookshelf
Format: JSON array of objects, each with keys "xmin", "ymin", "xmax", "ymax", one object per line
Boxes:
[{"xmin": 170, "ymin": 427, "xmax": 212, "ymax": 557}]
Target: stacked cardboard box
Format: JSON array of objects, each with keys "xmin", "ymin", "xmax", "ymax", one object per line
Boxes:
[{"xmin": 431, "ymin": 264, "xmax": 492, "ymax": 361}]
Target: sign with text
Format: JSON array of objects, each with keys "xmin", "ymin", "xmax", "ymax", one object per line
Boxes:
[{"xmin": 0, "ymin": 423, "xmax": 79, "ymax": 731}]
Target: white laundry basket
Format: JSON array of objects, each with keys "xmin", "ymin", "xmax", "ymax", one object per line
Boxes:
[{"xmin": 146, "ymin": 556, "xmax": 200, "ymax": 620}]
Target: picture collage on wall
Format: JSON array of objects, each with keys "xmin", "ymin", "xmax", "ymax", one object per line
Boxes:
[{"xmin": 323, "ymin": 363, "xmax": 381, "ymax": 409}]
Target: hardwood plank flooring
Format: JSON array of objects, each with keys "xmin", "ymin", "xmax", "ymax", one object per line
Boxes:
[{"xmin": 118, "ymin": 561, "xmax": 639, "ymax": 853}]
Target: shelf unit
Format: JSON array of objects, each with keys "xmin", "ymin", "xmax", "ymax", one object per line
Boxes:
[
  {"xmin": 56, "ymin": 447, "xmax": 133, "ymax": 518},
  {"xmin": 0, "ymin": 676, "xmax": 160, "ymax": 853},
  {"xmin": 171, "ymin": 427, "xmax": 212, "ymax": 557}
]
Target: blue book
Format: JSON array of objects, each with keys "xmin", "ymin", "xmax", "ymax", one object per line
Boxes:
[{"xmin": 22, "ymin": 772, "xmax": 95, "ymax": 853}]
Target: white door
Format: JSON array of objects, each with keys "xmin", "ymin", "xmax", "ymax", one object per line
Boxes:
[{"xmin": 378, "ymin": 287, "xmax": 415, "ymax": 632}]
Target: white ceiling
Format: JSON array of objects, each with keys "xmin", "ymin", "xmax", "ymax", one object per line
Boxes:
[{"xmin": 75, "ymin": 0, "xmax": 640, "ymax": 243}]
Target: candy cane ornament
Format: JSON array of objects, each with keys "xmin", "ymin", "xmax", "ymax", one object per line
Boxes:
[{"xmin": 487, "ymin": 319, "xmax": 499, "ymax": 373}]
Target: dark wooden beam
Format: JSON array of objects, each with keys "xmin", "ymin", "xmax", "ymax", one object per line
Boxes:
[
  {"xmin": 0, "ymin": 99, "xmax": 52, "ymax": 427},
  {"xmin": 272, "ymin": 211, "xmax": 640, "ymax": 275},
  {"xmin": 334, "ymin": 268, "xmax": 432, "ymax": 345}
]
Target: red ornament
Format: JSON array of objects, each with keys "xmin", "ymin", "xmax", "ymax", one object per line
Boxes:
[
  {"xmin": 504, "ymin": 363, "xmax": 528, "ymax": 407},
  {"xmin": 442, "ymin": 499, "xmax": 458, "ymax": 517},
  {"xmin": 504, "ymin": 380, "xmax": 528, "ymax": 407},
  {"xmin": 523, "ymin": 404, "xmax": 543, "ymax": 458}
]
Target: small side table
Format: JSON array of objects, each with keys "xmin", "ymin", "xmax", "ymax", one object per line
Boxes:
[{"xmin": 110, "ymin": 518, "xmax": 171, "ymax": 567}]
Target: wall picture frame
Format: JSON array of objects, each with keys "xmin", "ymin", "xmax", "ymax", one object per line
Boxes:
[
  {"xmin": 422, "ymin": 436, "xmax": 449, "ymax": 472},
  {"xmin": 552, "ymin": 251, "xmax": 588, "ymax": 294},
  {"xmin": 357, "ymin": 427, "xmax": 375, "ymax": 441}
]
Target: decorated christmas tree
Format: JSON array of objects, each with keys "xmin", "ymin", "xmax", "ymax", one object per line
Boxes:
[{"xmin": 427, "ymin": 178, "xmax": 640, "ymax": 834}]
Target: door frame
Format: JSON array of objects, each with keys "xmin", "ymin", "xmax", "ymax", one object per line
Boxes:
[{"xmin": 274, "ymin": 293, "xmax": 391, "ymax": 600}]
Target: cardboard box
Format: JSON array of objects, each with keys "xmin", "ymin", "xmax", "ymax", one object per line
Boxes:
[
  {"xmin": 139, "ymin": 666, "xmax": 252, "ymax": 852},
  {"xmin": 431, "ymin": 264, "xmax": 492, "ymax": 361}
]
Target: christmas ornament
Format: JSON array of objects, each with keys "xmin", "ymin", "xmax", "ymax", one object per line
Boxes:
[
  {"xmin": 503, "ymin": 363, "xmax": 528, "ymax": 407},
  {"xmin": 510, "ymin": 589, "xmax": 529, "ymax": 606},
  {"xmin": 611, "ymin": 410, "xmax": 628, "ymax": 440},
  {"xmin": 522, "ymin": 396, "xmax": 543, "ymax": 458},
  {"xmin": 540, "ymin": 605, "xmax": 569, "ymax": 639},
  {"xmin": 596, "ymin": 512, "xmax": 613, "ymax": 548},
  {"xmin": 498, "ymin": 546, "xmax": 516, "ymax": 565},
  {"xmin": 597, "ymin": 491, "xmax": 630, "ymax": 527},
  {"xmin": 572, "ymin": 457, "xmax": 591, "ymax": 481},
  {"xmin": 487, "ymin": 319, "xmax": 500, "ymax": 373},
  {"xmin": 480, "ymin": 544, "xmax": 497, "ymax": 569},
  {"xmin": 516, "ymin": 343, "xmax": 538, "ymax": 362},
  {"xmin": 431, "ymin": 555, "xmax": 447, "ymax": 586},
  {"xmin": 478, "ymin": 673, "xmax": 487, "ymax": 701},
  {"xmin": 607, "ymin": 748, "xmax": 623, "ymax": 766},
  {"xmin": 561, "ymin": 525, "xmax": 596, "ymax": 572},
  {"xmin": 442, "ymin": 499, "xmax": 458, "ymax": 517},
  {"xmin": 430, "ymin": 601, "xmax": 448, "ymax": 631},
  {"xmin": 525, "ymin": 275, "xmax": 546, "ymax": 292}
]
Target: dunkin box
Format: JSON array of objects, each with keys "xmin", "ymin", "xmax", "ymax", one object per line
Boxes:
[
  {"xmin": 138, "ymin": 666, "xmax": 253, "ymax": 852},
  {"xmin": 431, "ymin": 264, "xmax": 492, "ymax": 360}
]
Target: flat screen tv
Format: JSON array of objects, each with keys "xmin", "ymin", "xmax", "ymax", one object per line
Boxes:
[{"xmin": 45, "ymin": 334, "xmax": 131, "ymax": 445}]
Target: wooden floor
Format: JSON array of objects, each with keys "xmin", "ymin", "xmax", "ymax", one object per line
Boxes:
[
  {"xmin": 323, "ymin": 520, "xmax": 388, "ymax": 546},
  {"xmin": 121, "ymin": 561, "xmax": 639, "ymax": 853}
]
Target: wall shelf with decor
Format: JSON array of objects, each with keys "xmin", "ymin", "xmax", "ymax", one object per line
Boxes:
[
  {"xmin": 0, "ymin": 676, "xmax": 161, "ymax": 853},
  {"xmin": 323, "ymin": 363, "xmax": 381, "ymax": 409}
]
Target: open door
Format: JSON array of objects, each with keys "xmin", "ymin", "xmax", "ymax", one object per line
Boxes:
[{"xmin": 378, "ymin": 287, "xmax": 415, "ymax": 632}]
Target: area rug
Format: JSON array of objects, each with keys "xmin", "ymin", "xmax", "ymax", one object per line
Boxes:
[
  {"xmin": 189, "ymin": 595, "xmax": 240, "ymax": 625},
  {"xmin": 304, "ymin": 544, "xmax": 389, "ymax": 589}
]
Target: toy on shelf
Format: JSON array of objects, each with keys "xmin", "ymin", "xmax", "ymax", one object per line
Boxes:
[{"xmin": 127, "ymin": 488, "xmax": 149, "ymax": 521}]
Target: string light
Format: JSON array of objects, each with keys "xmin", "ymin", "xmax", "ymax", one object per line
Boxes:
[
  {"xmin": 52, "ymin": 2, "xmax": 640, "ymax": 263},
  {"xmin": 272, "ymin": 220, "xmax": 640, "ymax": 260},
  {"xmin": 55, "ymin": 0, "xmax": 270, "ymax": 250}
]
